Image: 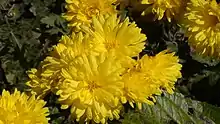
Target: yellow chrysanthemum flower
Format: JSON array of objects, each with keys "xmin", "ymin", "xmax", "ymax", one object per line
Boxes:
[
  {"xmin": 63, "ymin": 0, "xmax": 117, "ymax": 30},
  {"xmin": 82, "ymin": 14, "xmax": 147, "ymax": 58},
  {"xmin": 56, "ymin": 53, "xmax": 124, "ymax": 123},
  {"xmin": 121, "ymin": 50, "xmax": 182, "ymax": 109},
  {"xmin": 141, "ymin": 0, "xmax": 187, "ymax": 22},
  {"xmin": 0, "ymin": 89, "xmax": 49, "ymax": 124},
  {"xmin": 27, "ymin": 32, "xmax": 103, "ymax": 98},
  {"xmin": 181, "ymin": 0, "xmax": 220, "ymax": 57},
  {"xmin": 140, "ymin": 50, "xmax": 182, "ymax": 94}
]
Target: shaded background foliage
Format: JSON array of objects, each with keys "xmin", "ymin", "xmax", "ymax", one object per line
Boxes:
[{"xmin": 1, "ymin": 0, "xmax": 220, "ymax": 123}]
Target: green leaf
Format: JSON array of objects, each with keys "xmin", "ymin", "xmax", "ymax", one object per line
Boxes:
[
  {"xmin": 202, "ymin": 103, "xmax": 220, "ymax": 124},
  {"xmin": 40, "ymin": 14, "xmax": 68, "ymax": 34},
  {"xmin": 143, "ymin": 92, "xmax": 203, "ymax": 124},
  {"xmin": 122, "ymin": 110, "xmax": 158, "ymax": 124},
  {"xmin": 187, "ymin": 70, "xmax": 220, "ymax": 88},
  {"xmin": 29, "ymin": 0, "xmax": 49, "ymax": 17},
  {"xmin": 41, "ymin": 14, "xmax": 57, "ymax": 27},
  {"xmin": 122, "ymin": 92, "xmax": 216, "ymax": 124}
]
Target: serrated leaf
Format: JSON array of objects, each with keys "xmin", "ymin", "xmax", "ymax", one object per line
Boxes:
[
  {"xmin": 143, "ymin": 92, "xmax": 202, "ymax": 124},
  {"xmin": 29, "ymin": 0, "xmax": 49, "ymax": 17},
  {"xmin": 122, "ymin": 92, "xmax": 215, "ymax": 124},
  {"xmin": 41, "ymin": 15, "xmax": 57, "ymax": 27}
]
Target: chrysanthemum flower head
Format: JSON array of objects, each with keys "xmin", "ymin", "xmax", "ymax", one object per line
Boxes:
[
  {"xmin": 27, "ymin": 32, "xmax": 103, "ymax": 98},
  {"xmin": 63, "ymin": 0, "xmax": 117, "ymax": 30},
  {"xmin": 0, "ymin": 89, "xmax": 49, "ymax": 124},
  {"xmin": 57, "ymin": 52, "xmax": 124, "ymax": 123},
  {"xmin": 43, "ymin": 32, "xmax": 104, "ymax": 79},
  {"xmin": 139, "ymin": 50, "xmax": 182, "ymax": 94},
  {"xmin": 121, "ymin": 50, "xmax": 182, "ymax": 109},
  {"xmin": 141, "ymin": 0, "xmax": 187, "ymax": 22},
  {"xmin": 181, "ymin": 0, "xmax": 220, "ymax": 57},
  {"xmin": 82, "ymin": 14, "xmax": 147, "ymax": 58}
]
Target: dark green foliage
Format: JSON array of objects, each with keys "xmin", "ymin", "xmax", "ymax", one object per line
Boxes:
[
  {"xmin": 0, "ymin": 0, "xmax": 68, "ymax": 86},
  {"xmin": 0, "ymin": 0, "xmax": 69, "ymax": 123}
]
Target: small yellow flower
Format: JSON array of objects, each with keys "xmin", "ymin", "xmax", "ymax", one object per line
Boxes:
[
  {"xmin": 63, "ymin": 0, "xmax": 117, "ymax": 30},
  {"xmin": 181, "ymin": 0, "xmax": 220, "ymax": 57},
  {"xmin": 141, "ymin": 0, "xmax": 187, "ymax": 22},
  {"xmin": 56, "ymin": 53, "xmax": 124, "ymax": 123},
  {"xmin": 0, "ymin": 89, "xmax": 49, "ymax": 124},
  {"xmin": 121, "ymin": 50, "xmax": 182, "ymax": 109},
  {"xmin": 82, "ymin": 14, "xmax": 147, "ymax": 58}
]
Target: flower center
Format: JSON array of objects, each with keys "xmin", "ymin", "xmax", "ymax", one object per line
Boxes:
[
  {"xmin": 208, "ymin": 15, "xmax": 219, "ymax": 27},
  {"xmin": 86, "ymin": 7, "xmax": 99, "ymax": 17},
  {"xmin": 105, "ymin": 41, "xmax": 118, "ymax": 49},
  {"xmin": 88, "ymin": 81, "xmax": 100, "ymax": 92}
]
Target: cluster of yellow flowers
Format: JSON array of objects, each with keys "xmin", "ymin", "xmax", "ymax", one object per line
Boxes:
[
  {"xmin": 2, "ymin": 0, "xmax": 220, "ymax": 123},
  {"xmin": 122, "ymin": 0, "xmax": 220, "ymax": 58},
  {"xmin": 24, "ymin": 0, "xmax": 182, "ymax": 123}
]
